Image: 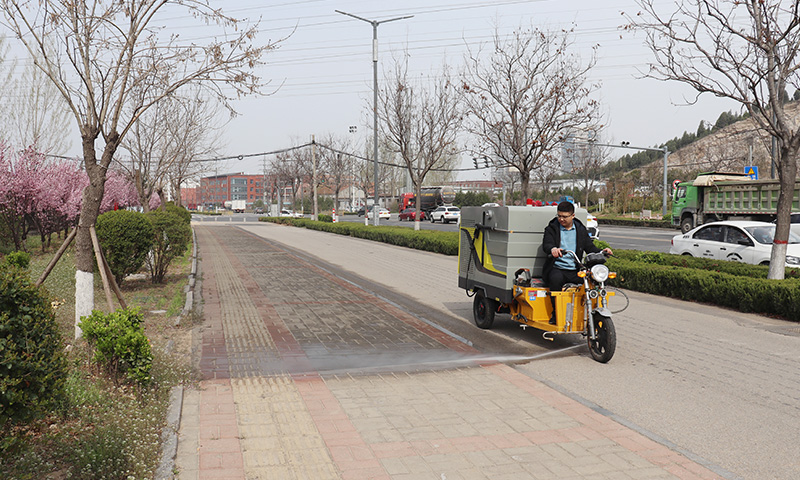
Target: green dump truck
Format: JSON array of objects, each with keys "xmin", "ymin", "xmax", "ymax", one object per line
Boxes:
[{"xmin": 672, "ymin": 172, "xmax": 800, "ymax": 233}]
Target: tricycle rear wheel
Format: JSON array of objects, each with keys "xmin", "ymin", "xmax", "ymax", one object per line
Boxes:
[
  {"xmin": 588, "ymin": 313, "xmax": 616, "ymax": 363},
  {"xmin": 473, "ymin": 291, "xmax": 496, "ymax": 329}
]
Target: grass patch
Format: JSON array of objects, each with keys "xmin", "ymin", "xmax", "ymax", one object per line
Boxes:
[{"xmin": 1, "ymin": 233, "xmax": 196, "ymax": 479}]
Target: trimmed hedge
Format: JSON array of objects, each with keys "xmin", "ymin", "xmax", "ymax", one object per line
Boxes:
[
  {"xmin": 261, "ymin": 217, "xmax": 458, "ymax": 255},
  {"xmin": 260, "ymin": 217, "xmax": 800, "ymax": 322},
  {"xmin": 607, "ymin": 257, "xmax": 800, "ymax": 321},
  {"xmin": 597, "ymin": 217, "xmax": 677, "ymax": 229},
  {"xmin": 612, "ymin": 249, "xmax": 800, "ymax": 279},
  {"xmin": 96, "ymin": 209, "xmax": 154, "ymax": 284}
]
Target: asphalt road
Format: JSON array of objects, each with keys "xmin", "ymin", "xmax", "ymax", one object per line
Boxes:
[{"xmin": 192, "ymin": 213, "xmax": 678, "ymax": 253}]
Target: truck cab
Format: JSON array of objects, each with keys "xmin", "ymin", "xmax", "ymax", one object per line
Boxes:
[{"xmin": 672, "ymin": 181, "xmax": 699, "ymax": 233}]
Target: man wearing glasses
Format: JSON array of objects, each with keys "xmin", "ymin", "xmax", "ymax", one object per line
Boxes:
[{"xmin": 542, "ymin": 201, "xmax": 612, "ymax": 324}]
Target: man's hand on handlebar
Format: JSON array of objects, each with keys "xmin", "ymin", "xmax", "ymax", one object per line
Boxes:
[
  {"xmin": 601, "ymin": 247, "xmax": 613, "ymax": 257},
  {"xmin": 550, "ymin": 247, "xmax": 564, "ymax": 258}
]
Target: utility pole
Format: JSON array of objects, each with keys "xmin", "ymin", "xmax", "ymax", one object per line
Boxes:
[
  {"xmin": 337, "ymin": 9, "xmax": 413, "ymax": 226},
  {"xmin": 312, "ymin": 134, "xmax": 318, "ymax": 219}
]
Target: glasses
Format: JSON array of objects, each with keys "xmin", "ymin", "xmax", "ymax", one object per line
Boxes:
[{"xmin": 557, "ymin": 214, "xmax": 574, "ymax": 219}]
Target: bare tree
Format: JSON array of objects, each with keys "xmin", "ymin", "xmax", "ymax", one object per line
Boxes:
[
  {"xmin": 118, "ymin": 97, "xmax": 173, "ymax": 212},
  {"xmin": 167, "ymin": 94, "xmax": 221, "ymax": 208},
  {"xmin": 563, "ymin": 134, "xmax": 610, "ymax": 207},
  {"xmin": 118, "ymin": 88, "xmax": 221, "ymax": 211},
  {"xmin": 0, "ymin": 38, "xmax": 71, "ymax": 154},
  {"xmin": 632, "ymin": 0, "xmax": 800, "ymax": 279},
  {"xmin": 0, "ymin": 1, "xmax": 278, "ymax": 335},
  {"xmin": 462, "ymin": 26, "xmax": 600, "ymax": 200},
  {"xmin": 272, "ymin": 146, "xmax": 305, "ymax": 211},
  {"xmin": 316, "ymin": 134, "xmax": 354, "ymax": 214},
  {"xmin": 379, "ymin": 57, "xmax": 462, "ymax": 229}
]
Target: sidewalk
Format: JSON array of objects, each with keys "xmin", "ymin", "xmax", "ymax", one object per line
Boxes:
[{"xmin": 174, "ymin": 223, "xmax": 721, "ymax": 479}]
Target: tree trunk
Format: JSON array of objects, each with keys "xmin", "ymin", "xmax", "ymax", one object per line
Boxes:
[
  {"xmin": 768, "ymin": 144, "xmax": 799, "ymax": 280},
  {"xmin": 173, "ymin": 183, "xmax": 182, "ymax": 208},
  {"xmin": 520, "ymin": 171, "xmax": 531, "ymax": 202},
  {"xmin": 74, "ymin": 131, "xmax": 119, "ymax": 338}
]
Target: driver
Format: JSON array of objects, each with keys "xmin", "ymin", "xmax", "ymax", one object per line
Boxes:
[{"xmin": 542, "ymin": 201, "xmax": 612, "ymax": 324}]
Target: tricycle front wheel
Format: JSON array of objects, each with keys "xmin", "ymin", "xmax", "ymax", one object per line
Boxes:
[
  {"xmin": 588, "ymin": 313, "xmax": 616, "ymax": 363},
  {"xmin": 473, "ymin": 291, "xmax": 496, "ymax": 329}
]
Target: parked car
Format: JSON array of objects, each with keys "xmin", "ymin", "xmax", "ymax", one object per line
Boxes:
[
  {"xmin": 358, "ymin": 205, "xmax": 390, "ymax": 219},
  {"xmin": 430, "ymin": 205, "xmax": 460, "ymax": 224},
  {"xmin": 357, "ymin": 205, "xmax": 376, "ymax": 217},
  {"xmin": 254, "ymin": 207, "xmax": 264, "ymax": 214},
  {"xmin": 669, "ymin": 220, "xmax": 800, "ymax": 267},
  {"xmin": 399, "ymin": 208, "xmax": 425, "ymax": 221},
  {"xmin": 372, "ymin": 207, "xmax": 391, "ymax": 220},
  {"xmin": 280, "ymin": 209, "xmax": 303, "ymax": 218}
]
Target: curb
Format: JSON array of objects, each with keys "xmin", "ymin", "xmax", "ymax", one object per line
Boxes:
[
  {"xmin": 178, "ymin": 227, "xmax": 198, "ymax": 323},
  {"xmin": 153, "ymin": 386, "xmax": 184, "ymax": 480},
  {"xmin": 157, "ymin": 227, "xmax": 197, "ymax": 478}
]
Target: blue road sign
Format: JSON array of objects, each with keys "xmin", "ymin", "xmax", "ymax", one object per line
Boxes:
[{"xmin": 744, "ymin": 166, "xmax": 758, "ymax": 180}]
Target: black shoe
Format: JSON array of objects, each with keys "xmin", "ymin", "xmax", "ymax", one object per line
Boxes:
[{"xmin": 549, "ymin": 315, "xmax": 556, "ymax": 325}]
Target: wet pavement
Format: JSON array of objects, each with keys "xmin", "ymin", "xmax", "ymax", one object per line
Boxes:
[{"xmin": 174, "ymin": 223, "xmax": 722, "ymax": 479}]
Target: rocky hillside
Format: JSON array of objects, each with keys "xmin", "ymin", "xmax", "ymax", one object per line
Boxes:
[{"xmin": 665, "ymin": 101, "xmax": 800, "ymax": 177}]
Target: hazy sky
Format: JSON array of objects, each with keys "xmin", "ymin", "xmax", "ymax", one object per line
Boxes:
[
  {"xmin": 210, "ymin": 0, "xmax": 738, "ymax": 179},
  {"xmin": 6, "ymin": 0, "xmax": 741, "ymax": 180}
]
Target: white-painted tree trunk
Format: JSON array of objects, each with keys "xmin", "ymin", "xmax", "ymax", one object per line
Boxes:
[{"xmin": 74, "ymin": 270, "xmax": 94, "ymax": 339}]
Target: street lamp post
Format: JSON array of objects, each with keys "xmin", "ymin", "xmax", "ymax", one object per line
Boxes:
[{"xmin": 337, "ymin": 9, "xmax": 413, "ymax": 226}]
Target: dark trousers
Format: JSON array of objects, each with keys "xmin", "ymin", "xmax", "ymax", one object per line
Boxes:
[
  {"xmin": 546, "ymin": 268, "xmax": 581, "ymax": 319},
  {"xmin": 546, "ymin": 267, "xmax": 581, "ymax": 292}
]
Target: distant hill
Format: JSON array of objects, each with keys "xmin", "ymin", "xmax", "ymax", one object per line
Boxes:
[
  {"xmin": 666, "ymin": 101, "xmax": 800, "ymax": 177},
  {"xmin": 601, "ymin": 101, "xmax": 800, "ymax": 180}
]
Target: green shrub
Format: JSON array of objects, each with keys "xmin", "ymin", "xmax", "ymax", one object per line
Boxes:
[
  {"xmin": 164, "ymin": 204, "xmax": 191, "ymax": 225},
  {"xmin": 95, "ymin": 210, "xmax": 154, "ymax": 284},
  {"xmin": 145, "ymin": 209, "xmax": 192, "ymax": 283},
  {"xmin": 79, "ymin": 308, "xmax": 153, "ymax": 386},
  {"xmin": 0, "ymin": 263, "xmax": 68, "ymax": 431},
  {"xmin": 318, "ymin": 214, "xmax": 333, "ymax": 223},
  {"xmin": 634, "ymin": 251, "xmax": 664, "ymax": 264},
  {"xmin": 1, "ymin": 251, "xmax": 30, "ymax": 269}
]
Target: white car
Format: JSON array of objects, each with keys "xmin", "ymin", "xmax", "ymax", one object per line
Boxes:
[
  {"xmin": 669, "ymin": 220, "xmax": 800, "ymax": 267},
  {"xmin": 430, "ymin": 205, "xmax": 460, "ymax": 224},
  {"xmin": 280, "ymin": 209, "xmax": 303, "ymax": 218},
  {"xmin": 370, "ymin": 207, "xmax": 391, "ymax": 220}
]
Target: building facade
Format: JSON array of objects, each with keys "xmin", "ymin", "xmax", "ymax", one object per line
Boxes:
[{"xmin": 199, "ymin": 173, "xmax": 267, "ymax": 208}]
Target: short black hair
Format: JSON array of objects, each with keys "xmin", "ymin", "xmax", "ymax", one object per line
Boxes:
[{"xmin": 557, "ymin": 201, "xmax": 574, "ymax": 213}]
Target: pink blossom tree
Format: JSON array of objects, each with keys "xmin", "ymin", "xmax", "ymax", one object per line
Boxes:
[
  {"xmin": 32, "ymin": 160, "xmax": 86, "ymax": 250},
  {"xmin": 0, "ymin": 144, "xmax": 43, "ymax": 251}
]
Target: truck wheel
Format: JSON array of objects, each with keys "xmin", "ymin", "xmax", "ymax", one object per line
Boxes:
[
  {"xmin": 588, "ymin": 313, "xmax": 616, "ymax": 363},
  {"xmin": 473, "ymin": 291, "xmax": 496, "ymax": 329},
  {"xmin": 680, "ymin": 216, "xmax": 693, "ymax": 233}
]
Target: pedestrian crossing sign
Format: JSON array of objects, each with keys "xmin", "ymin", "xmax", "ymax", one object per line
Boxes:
[{"xmin": 744, "ymin": 166, "xmax": 758, "ymax": 180}]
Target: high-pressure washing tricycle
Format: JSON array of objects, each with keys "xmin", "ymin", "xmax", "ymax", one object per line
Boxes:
[{"xmin": 458, "ymin": 205, "xmax": 618, "ymax": 363}]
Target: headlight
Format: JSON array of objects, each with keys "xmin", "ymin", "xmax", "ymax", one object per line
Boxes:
[
  {"xmin": 786, "ymin": 255, "xmax": 800, "ymax": 266},
  {"xmin": 590, "ymin": 264, "xmax": 610, "ymax": 282}
]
